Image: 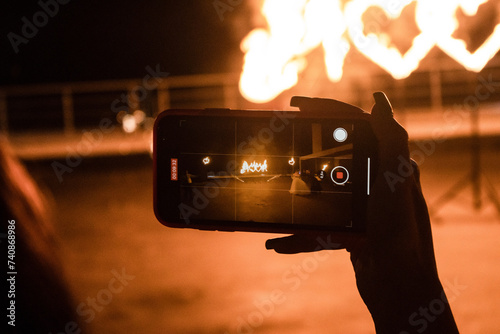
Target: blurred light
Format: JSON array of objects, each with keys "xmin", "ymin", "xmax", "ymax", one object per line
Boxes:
[
  {"xmin": 122, "ymin": 114, "xmax": 137, "ymax": 133},
  {"xmin": 289, "ymin": 157, "xmax": 295, "ymax": 165},
  {"xmin": 116, "ymin": 110, "xmax": 127, "ymax": 124},
  {"xmin": 133, "ymin": 110, "xmax": 146, "ymax": 124},
  {"xmin": 203, "ymin": 156, "xmax": 211, "ymax": 165},
  {"xmin": 322, "ymin": 164, "xmax": 328, "ymax": 171},
  {"xmin": 240, "ymin": 0, "xmax": 500, "ymax": 103}
]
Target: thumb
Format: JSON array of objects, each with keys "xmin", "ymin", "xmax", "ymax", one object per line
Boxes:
[{"xmin": 266, "ymin": 234, "xmax": 345, "ymax": 254}]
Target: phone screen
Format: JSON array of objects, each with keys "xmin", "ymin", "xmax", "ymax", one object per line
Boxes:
[{"xmin": 155, "ymin": 111, "xmax": 375, "ymax": 232}]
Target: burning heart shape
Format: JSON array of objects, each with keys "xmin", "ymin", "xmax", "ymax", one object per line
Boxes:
[
  {"xmin": 428, "ymin": 0, "xmax": 500, "ymax": 72},
  {"xmin": 239, "ymin": 0, "xmax": 500, "ymax": 103},
  {"xmin": 345, "ymin": 0, "xmax": 436, "ymax": 79}
]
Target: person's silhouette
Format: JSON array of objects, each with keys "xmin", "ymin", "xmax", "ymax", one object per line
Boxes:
[{"xmin": 266, "ymin": 92, "xmax": 459, "ymax": 333}]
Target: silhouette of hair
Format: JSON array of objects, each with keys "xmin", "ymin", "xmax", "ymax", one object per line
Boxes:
[{"xmin": 0, "ymin": 136, "xmax": 86, "ymax": 333}]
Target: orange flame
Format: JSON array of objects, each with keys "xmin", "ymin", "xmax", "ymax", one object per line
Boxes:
[
  {"xmin": 239, "ymin": 0, "xmax": 349, "ymax": 103},
  {"xmin": 239, "ymin": 0, "xmax": 500, "ymax": 103}
]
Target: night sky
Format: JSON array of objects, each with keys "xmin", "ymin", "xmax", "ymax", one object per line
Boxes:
[
  {"xmin": 3, "ymin": 1, "xmax": 499, "ymax": 87},
  {"xmin": 1, "ymin": 1, "xmax": 252, "ymax": 85}
]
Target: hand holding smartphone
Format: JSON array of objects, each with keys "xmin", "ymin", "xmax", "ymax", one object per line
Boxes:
[{"xmin": 153, "ymin": 95, "xmax": 378, "ymax": 234}]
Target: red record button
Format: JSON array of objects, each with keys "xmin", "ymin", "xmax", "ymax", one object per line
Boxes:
[{"xmin": 331, "ymin": 166, "xmax": 349, "ymax": 185}]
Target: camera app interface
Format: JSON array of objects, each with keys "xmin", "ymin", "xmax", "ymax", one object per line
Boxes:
[{"xmin": 173, "ymin": 114, "xmax": 368, "ymax": 227}]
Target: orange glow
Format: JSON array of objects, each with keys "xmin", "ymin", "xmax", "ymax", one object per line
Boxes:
[
  {"xmin": 417, "ymin": 0, "xmax": 500, "ymax": 72},
  {"xmin": 239, "ymin": 0, "xmax": 348, "ymax": 103},
  {"xmin": 344, "ymin": 0, "xmax": 435, "ymax": 79},
  {"xmin": 241, "ymin": 160, "xmax": 268, "ymax": 174},
  {"xmin": 240, "ymin": 0, "xmax": 500, "ymax": 103},
  {"xmin": 122, "ymin": 114, "xmax": 137, "ymax": 133}
]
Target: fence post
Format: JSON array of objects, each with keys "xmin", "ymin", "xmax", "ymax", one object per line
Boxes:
[{"xmin": 62, "ymin": 87, "xmax": 75, "ymax": 135}]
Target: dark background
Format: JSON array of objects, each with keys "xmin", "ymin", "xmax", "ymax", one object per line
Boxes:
[{"xmin": 1, "ymin": 1, "xmax": 251, "ymax": 85}]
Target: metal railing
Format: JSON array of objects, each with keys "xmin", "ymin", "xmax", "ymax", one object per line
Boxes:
[
  {"xmin": 1, "ymin": 59, "xmax": 499, "ymax": 158},
  {"xmin": 0, "ymin": 73, "xmax": 242, "ymax": 135}
]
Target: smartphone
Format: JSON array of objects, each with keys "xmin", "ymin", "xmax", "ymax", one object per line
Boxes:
[{"xmin": 154, "ymin": 104, "xmax": 377, "ymax": 234}]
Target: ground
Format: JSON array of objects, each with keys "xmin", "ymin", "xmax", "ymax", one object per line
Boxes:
[{"xmin": 26, "ymin": 137, "xmax": 500, "ymax": 334}]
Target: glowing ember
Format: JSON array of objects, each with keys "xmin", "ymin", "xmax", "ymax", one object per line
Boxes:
[
  {"xmin": 240, "ymin": 0, "xmax": 500, "ymax": 103},
  {"xmin": 240, "ymin": 160, "xmax": 268, "ymax": 174}
]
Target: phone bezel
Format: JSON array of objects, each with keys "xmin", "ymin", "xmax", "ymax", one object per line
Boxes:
[{"xmin": 153, "ymin": 108, "xmax": 377, "ymax": 234}]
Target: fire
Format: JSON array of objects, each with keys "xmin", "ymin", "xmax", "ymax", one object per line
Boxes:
[
  {"xmin": 240, "ymin": 0, "xmax": 500, "ymax": 103},
  {"xmin": 418, "ymin": 0, "xmax": 500, "ymax": 72},
  {"xmin": 240, "ymin": 160, "xmax": 268, "ymax": 174},
  {"xmin": 344, "ymin": 0, "xmax": 436, "ymax": 79},
  {"xmin": 239, "ymin": 0, "xmax": 349, "ymax": 103}
]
